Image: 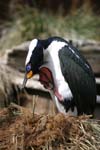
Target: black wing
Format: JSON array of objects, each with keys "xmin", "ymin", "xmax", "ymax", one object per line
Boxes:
[{"xmin": 59, "ymin": 44, "xmax": 96, "ymax": 115}]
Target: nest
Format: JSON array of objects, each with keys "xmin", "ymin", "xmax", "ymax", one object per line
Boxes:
[{"xmin": 0, "ymin": 103, "xmax": 100, "ymax": 150}]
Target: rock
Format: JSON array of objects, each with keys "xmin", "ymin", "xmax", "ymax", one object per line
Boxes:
[
  {"xmin": 0, "ymin": 62, "xmax": 49, "ymax": 108},
  {"xmin": 0, "ymin": 64, "xmax": 18, "ymax": 107},
  {"xmin": 6, "ymin": 41, "xmax": 30, "ymax": 72},
  {"xmin": 0, "ymin": 40, "xmax": 50, "ymax": 108},
  {"xmin": 81, "ymin": 50, "xmax": 100, "ymax": 75},
  {"xmin": 70, "ymin": 39, "xmax": 100, "ymax": 75},
  {"xmin": 0, "ymin": 63, "xmax": 37, "ymax": 108}
]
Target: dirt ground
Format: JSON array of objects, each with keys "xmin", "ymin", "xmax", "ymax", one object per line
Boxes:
[{"xmin": 0, "ymin": 103, "xmax": 100, "ymax": 150}]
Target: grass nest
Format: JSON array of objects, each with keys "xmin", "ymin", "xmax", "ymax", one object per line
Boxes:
[{"xmin": 0, "ymin": 103, "xmax": 100, "ymax": 150}]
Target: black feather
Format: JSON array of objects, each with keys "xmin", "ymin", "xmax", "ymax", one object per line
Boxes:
[{"xmin": 58, "ymin": 44, "xmax": 96, "ymax": 115}]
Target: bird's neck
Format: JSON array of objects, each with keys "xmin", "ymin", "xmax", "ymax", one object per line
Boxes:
[
  {"xmin": 42, "ymin": 41, "xmax": 73, "ymax": 100},
  {"xmin": 40, "ymin": 39, "xmax": 51, "ymax": 50}
]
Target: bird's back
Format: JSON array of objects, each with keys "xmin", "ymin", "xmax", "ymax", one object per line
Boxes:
[{"xmin": 58, "ymin": 42, "xmax": 96, "ymax": 115}]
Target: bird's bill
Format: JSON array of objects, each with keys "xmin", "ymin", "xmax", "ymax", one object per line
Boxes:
[
  {"xmin": 22, "ymin": 71, "xmax": 33, "ymax": 89},
  {"xmin": 22, "ymin": 75, "xmax": 27, "ymax": 89},
  {"xmin": 26, "ymin": 70, "xmax": 33, "ymax": 79}
]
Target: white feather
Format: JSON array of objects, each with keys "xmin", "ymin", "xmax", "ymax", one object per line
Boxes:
[
  {"xmin": 43, "ymin": 40, "xmax": 73, "ymax": 100},
  {"xmin": 25, "ymin": 39, "xmax": 38, "ymax": 65},
  {"xmin": 50, "ymin": 90, "xmax": 77, "ymax": 116}
]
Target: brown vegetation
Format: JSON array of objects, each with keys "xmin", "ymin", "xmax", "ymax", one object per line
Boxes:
[{"xmin": 0, "ymin": 103, "xmax": 100, "ymax": 150}]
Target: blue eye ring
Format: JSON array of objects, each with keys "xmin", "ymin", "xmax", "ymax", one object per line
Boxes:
[{"xmin": 26, "ymin": 64, "xmax": 31, "ymax": 72}]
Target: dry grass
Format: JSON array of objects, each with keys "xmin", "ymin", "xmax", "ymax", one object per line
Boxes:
[{"xmin": 0, "ymin": 103, "xmax": 100, "ymax": 150}]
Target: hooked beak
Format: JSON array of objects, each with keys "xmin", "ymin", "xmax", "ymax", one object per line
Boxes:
[
  {"xmin": 22, "ymin": 71, "xmax": 33, "ymax": 89},
  {"xmin": 22, "ymin": 73, "xmax": 27, "ymax": 89}
]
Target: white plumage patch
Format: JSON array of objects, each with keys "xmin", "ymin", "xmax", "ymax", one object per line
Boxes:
[
  {"xmin": 50, "ymin": 90, "xmax": 77, "ymax": 116},
  {"xmin": 42, "ymin": 40, "xmax": 73, "ymax": 113},
  {"xmin": 25, "ymin": 39, "xmax": 38, "ymax": 65}
]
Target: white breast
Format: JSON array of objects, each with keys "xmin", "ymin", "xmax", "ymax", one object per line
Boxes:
[
  {"xmin": 50, "ymin": 90, "xmax": 77, "ymax": 116},
  {"xmin": 43, "ymin": 40, "xmax": 73, "ymax": 100}
]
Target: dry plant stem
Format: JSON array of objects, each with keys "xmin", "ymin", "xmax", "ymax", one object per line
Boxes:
[{"xmin": 32, "ymin": 95, "xmax": 38, "ymax": 116}]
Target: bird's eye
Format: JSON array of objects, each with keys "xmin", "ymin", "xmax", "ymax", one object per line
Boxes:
[{"xmin": 26, "ymin": 64, "xmax": 31, "ymax": 72}]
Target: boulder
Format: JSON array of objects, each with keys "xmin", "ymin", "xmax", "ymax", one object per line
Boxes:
[
  {"xmin": 0, "ymin": 64, "xmax": 19, "ymax": 107},
  {"xmin": 0, "ymin": 63, "xmax": 48, "ymax": 108},
  {"xmin": 6, "ymin": 41, "xmax": 30, "ymax": 72}
]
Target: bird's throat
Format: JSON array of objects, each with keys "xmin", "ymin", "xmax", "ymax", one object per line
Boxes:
[
  {"xmin": 39, "ymin": 67, "xmax": 54, "ymax": 89},
  {"xmin": 39, "ymin": 67, "xmax": 64, "ymax": 101}
]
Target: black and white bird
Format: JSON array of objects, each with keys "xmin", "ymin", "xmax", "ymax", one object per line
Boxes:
[{"xmin": 22, "ymin": 36, "xmax": 96, "ymax": 116}]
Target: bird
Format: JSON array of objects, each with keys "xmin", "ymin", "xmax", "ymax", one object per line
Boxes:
[{"xmin": 22, "ymin": 36, "xmax": 96, "ymax": 116}]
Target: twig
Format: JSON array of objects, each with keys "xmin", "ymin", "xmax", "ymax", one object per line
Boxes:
[{"xmin": 32, "ymin": 95, "xmax": 38, "ymax": 116}]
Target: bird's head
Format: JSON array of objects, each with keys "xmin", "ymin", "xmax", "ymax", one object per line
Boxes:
[
  {"xmin": 22, "ymin": 39, "xmax": 44, "ymax": 88},
  {"xmin": 22, "ymin": 38, "xmax": 66, "ymax": 107}
]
